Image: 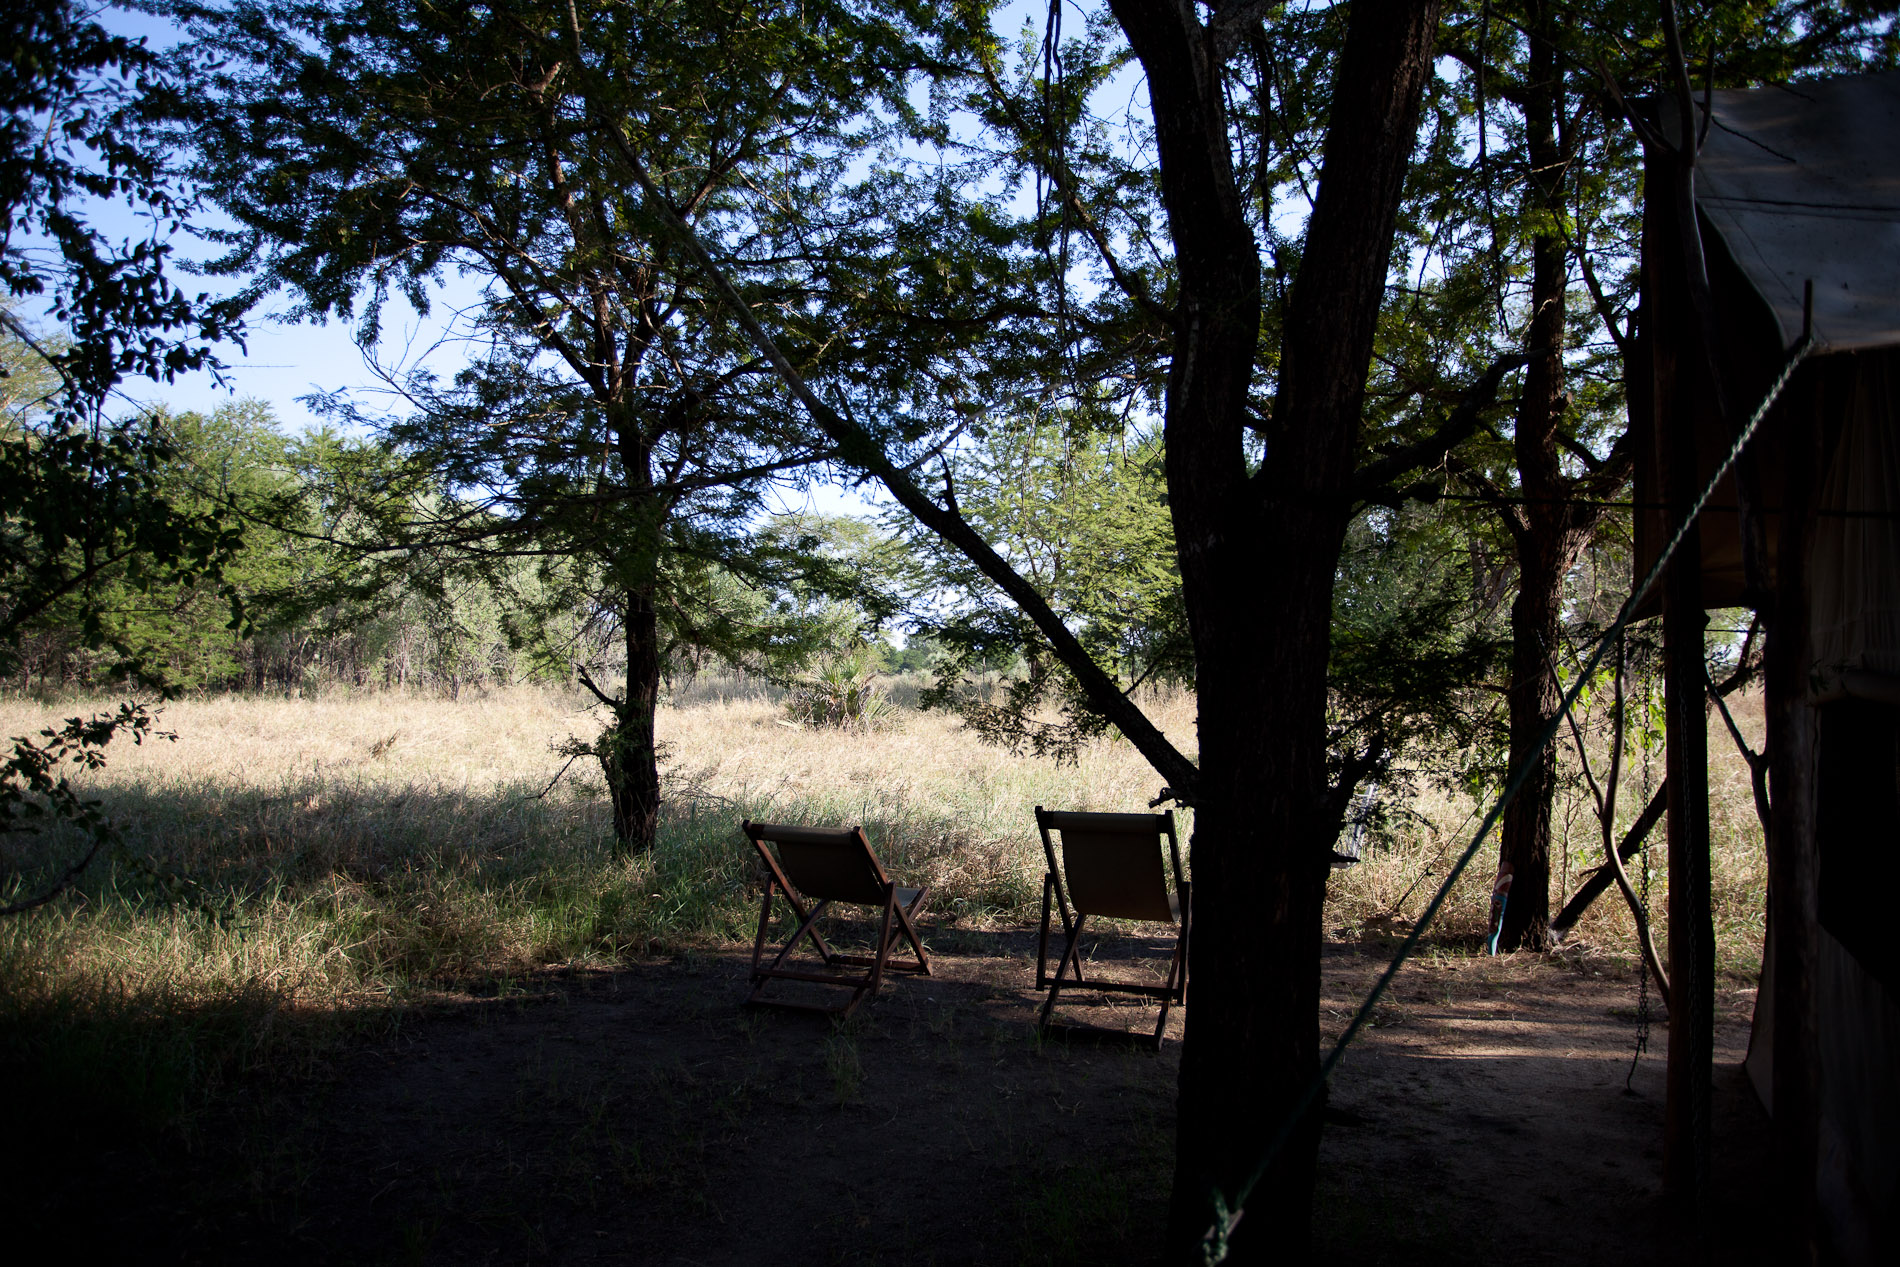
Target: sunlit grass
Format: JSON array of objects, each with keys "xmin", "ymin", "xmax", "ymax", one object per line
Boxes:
[
  {"xmin": 1324, "ymin": 690, "xmax": 1768, "ymax": 984},
  {"xmin": 1, "ymin": 680, "xmax": 1768, "ymax": 1146},
  {"xmin": 0, "ymin": 682, "xmax": 1198, "ymax": 1137}
]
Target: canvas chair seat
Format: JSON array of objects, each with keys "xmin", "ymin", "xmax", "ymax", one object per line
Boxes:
[
  {"xmin": 1034, "ymin": 807, "xmax": 1190, "ymax": 1050},
  {"xmin": 742, "ymin": 821, "xmax": 930, "ymax": 1017}
]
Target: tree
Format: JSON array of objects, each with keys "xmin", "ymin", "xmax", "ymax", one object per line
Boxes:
[
  {"xmin": 1415, "ymin": 0, "xmax": 1647, "ymax": 951},
  {"xmin": 2, "ymin": 0, "xmax": 241, "ymax": 911},
  {"xmin": 1327, "ymin": 503, "xmax": 1506, "ymax": 816},
  {"xmin": 1337, "ymin": 0, "xmax": 1900, "ymax": 957},
  {"xmin": 2, "ymin": 0, "xmax": 243, "ymax": 674},
  {"xmin": 8, "ymin": 399, "xmax": 303, "ymax": 687},
  {"xmin": 1407, "ymin": 0, "xmax": 1896, "ymax": 950},
  {"xmin": 178, "ymin": 0, "xmax": 969, "ymax": 851},
  {"xmin": 625, "ymin": 2, "xmax": 1472, "ymax": 1257}
]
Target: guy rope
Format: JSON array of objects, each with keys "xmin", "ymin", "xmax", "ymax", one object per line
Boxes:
[{"xmin": 1198, "ymin": 321, "xmax": 1816, "ymax": 1264}]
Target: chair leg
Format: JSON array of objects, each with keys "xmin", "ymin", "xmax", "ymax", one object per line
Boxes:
[
  {"xmin": 836, "ymin": 981, "xmax": 872, "ymax": 1018},
  {"xmin": 1036, "ymin": 873, "xmax": 1053, "ymax": 990},
  {"xmin": 750, "ymin": 879, "xmax": 777, "ymax": 982},
  {"xmin": 760, "ymin": 899, "xmax": 834, "ymax": 977},
  {"xmin": 1176, "ymin": 892, "xmax": 1191, "ymax": 1004},
  {"xmin": 1152, "ymin": 931, "xmax": 1187, "ymax": 1049},
  {"xmin": 1038, "ymin": 913, "xmax": 1087, "ymax": 1030},
  {"xmin": 869, "ymin": 886, "xmax": 896, "ymax": 996},
  {"xmin": 1034, "ymin": 877, "xmax": 1084, "ymax": 989},
  {"xmin": 890, "ymin": 893, "xmax": 931, "ymax": 975},
  {"xmin": 748, "ymin": 883, "xmax": 831, "ymax": 1004}
]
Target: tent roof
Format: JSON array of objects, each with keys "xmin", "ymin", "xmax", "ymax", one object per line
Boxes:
[{"xmin": 1669, "ymin": 71, "xmax": 1900, "ymax": 353}]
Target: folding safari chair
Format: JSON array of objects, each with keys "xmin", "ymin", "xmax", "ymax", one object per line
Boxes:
[
  {"xmin": 741, "ymin": 821, "xmax": 931, "ymax": 1017},
  {"xmin": 1035, "ymin": 807, "xmax": 1190, "ymax": 1050}
]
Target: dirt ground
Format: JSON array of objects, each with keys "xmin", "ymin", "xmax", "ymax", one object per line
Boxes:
[
  {"xmin": 1313, "ymin": 940, "xmax": 1768, "ymax": 1266},
  {"xmin": 41, "ymin": 924, "xmax": 1773, "ymax": 1266}
]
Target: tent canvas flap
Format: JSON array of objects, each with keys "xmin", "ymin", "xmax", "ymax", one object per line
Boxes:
[{"xmin": 1663, "ymin": 72, "xmax": 1900, "ymax": 353}]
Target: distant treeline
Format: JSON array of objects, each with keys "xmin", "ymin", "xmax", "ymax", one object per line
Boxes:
[
  {"xmin": 15, "ymin": 575, "xmax": 554, "ymax": 695},
  {"xmin": 8, "ymin": 400, "xmax": 936, "ymax": 697}
]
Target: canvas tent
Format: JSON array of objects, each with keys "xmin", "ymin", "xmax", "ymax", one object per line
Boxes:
[{"xmin": 1630, "ymin": 69, "xmax": 1900, "ymax": 1265}]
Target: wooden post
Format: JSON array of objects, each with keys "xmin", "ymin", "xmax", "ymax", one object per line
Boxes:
[
  {"xmin": 1659, "ymin": 278, "xmax": 1715, "ymax": 1206},
  {"xmin": 1765, "ymin": 367, "xmax": 1825, "ymax": 1263},
  {"xmin": 1661, "ymin": 501, "xmax": 1714, "ymax": 1203}
]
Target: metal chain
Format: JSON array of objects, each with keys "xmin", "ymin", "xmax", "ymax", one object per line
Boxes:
[{"xmin": 1627, "ymin": 836, "xmax": 1652, "ymax": 1091}]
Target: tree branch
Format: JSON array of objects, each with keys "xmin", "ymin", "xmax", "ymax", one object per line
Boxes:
[
  {"xmin": 568, "ymin": 26, "xmax": 1201, "ymax": 800},
  {"xmin": 1707, "ymin": 663, "xmax": 1772, "ymax": 839},
  {"xmin": 1352, "ymin": 351, "xmax": 1531, "ymax": 501},
  {"xmin": 574, "ymin": 663, "xmax": 621, "ymax": 710},
  {"xmin": 0, "ymin": 834, "xmax": 109, "ymax": 916},
  {"xmin": 0, "ymin": 309, "xmax": 75, "ymax": 395},
  {"xmin": 1555, "ymin": 428, "xmax": 1606, "ymax": 473},
  {"xmin": 1549, "ymin": 778, "xmax": 1668, "ymax": 936},
  {"xmin": 1207, "ymin": 0, "xmax": 1284, "ymax": 60},
  {"xmin": 1553, "ymin": 640, "xmax": 1763, "ymax": 938},
  {"xmin": 1555, "ymin": 646, "xmax": 1671, "ymax": 1005},
  {"xmin": 1573, "ymin": 243, "xmax": 1633, "ymax": 356},
  {"xmin": 971, "ymin": 57, "xmax": 1175, "ymax": 327}
]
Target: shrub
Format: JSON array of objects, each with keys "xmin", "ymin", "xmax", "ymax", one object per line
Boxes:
[{"xmin": 783, "ymin": 649, "xmax": 897, "ymax": 731}]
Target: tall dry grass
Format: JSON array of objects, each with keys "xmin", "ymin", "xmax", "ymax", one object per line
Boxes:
[
  {"xmin": 0, "ymin": 683, "xmax": 1198, "ymax": 1136},
  {"xmin": 1322, "ymin": 688, "xmax": 1769, "ymax": 984},
  {"xmin": 1, "ymin": 680, "xmax": 1767, "ymax": 1141}
]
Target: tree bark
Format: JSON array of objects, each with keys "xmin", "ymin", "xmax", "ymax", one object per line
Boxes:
[
  {"xmin": 605, "ymin": 581, "xmax": 663, "ymax": 854},
  {"xmin": 1102, "ymin": 2, "xmax": 1440, "ymax": 1260},
  {"xmin": 1497, "ymin": 527, "xmax": 1569, "ymax": 950},
  {"xmin": 1494, "ymin": 6, "xmax": 1604, "ymax": 952},
  {"xmin": 603, "ymin": 410, "xmax": 663, "ymax": 855}
]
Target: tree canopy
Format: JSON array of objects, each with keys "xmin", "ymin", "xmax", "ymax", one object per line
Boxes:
[
  {"xmin": 176, "ymin": 0, "xmax": 1005, "ymax": 848},
  {"xmin": 15, "ymin": 0, "xmax": 1900, "ymax": 1255},
  {"xmin": 2, "ymin": 0, "xmax": 245, "ymax": 677}
]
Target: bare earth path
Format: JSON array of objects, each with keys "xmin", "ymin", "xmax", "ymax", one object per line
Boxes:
[
  {"xmin": 1314, "ymin": 945, "xmax": 1769, "ymax": 1266},
  {"xmin": 52, "ymin": 933, "xmax": 1772, "ymax": 1266}
]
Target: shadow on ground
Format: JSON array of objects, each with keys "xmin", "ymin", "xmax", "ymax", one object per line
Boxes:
[
  {"xmin": 15, "ymin": 932, "xmax": 1775, "ymax": 1266},
  {"xmin": 27, "ymin": 931, "xmax": 1177, "ymax": 1267},
  {"xmin": 1314, "ymin": 943, "xmax": 1775, "ymax": 1266}
]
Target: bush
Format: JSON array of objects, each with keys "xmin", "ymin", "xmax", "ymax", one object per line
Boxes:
[{"xmin": 783, "ymin": 649, "xmax": 897, "ymax": 731}]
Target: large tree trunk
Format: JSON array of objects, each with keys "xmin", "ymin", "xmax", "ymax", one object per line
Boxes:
[
  {"xmin": 1106, "ymin": 2, "xmax": 1440, "ymax": 1260},
  {"xmin": 1497, "ymin": 530, "xmax": 1566, "ymax": 950},
  {"xmin": 1494, "ymin": 8, "xmax": 1596, "ymax": 951},
  {"xmin": 1170, "ymin": 555, "xmax": 1341, "ymax": 1263},
  {"xmin": 605, "ymin": 582, "xmax": 663, "ymax": 854}
]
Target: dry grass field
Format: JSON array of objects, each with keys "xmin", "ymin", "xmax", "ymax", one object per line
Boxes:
[
  {"xmin": 1326, "ymin": 688, "xmax": 1769, "ymax": 987},
  {"xmin": 0, "ymin": 681, "xmax": 1772, "ymax": 1262},
  {"xmin": 0, "ymin": 681, "xmax": 1204, "ymax": 994},
  {"xmin": 0, "ymin": 684, "xmax": 1204, "ymax": 1138}
]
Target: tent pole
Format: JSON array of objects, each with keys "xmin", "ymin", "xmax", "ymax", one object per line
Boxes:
[
  {"xmin": 1765, "ymin": 369, "xmax": 1823, "ymax": 1263},
  {"xmin": 1661, "ymin": 337, "xmax": 1716, "ymax": 1210}
]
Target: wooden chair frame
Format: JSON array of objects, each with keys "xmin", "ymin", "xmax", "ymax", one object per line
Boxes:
[
  {"xmin": 742, "ymin": 820, "xmax": 930, "ymax": 1017},
  {"xmin": 1035, "ymin": 806, "xmax": 1190, "ymax": 1050}
]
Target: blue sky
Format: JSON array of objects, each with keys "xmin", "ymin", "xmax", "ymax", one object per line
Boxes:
[{"xmin": 67, "ymin": 0, "xmax": 1093, "ymax": 526}]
